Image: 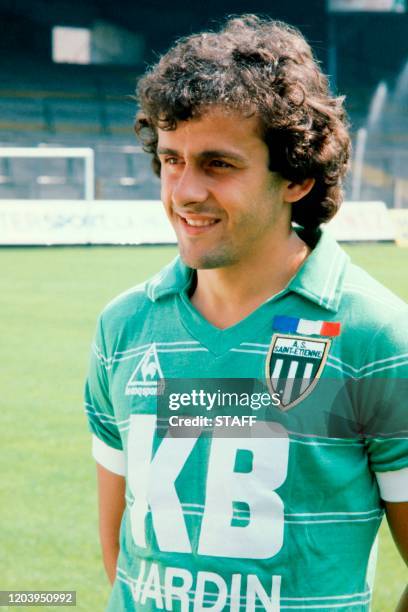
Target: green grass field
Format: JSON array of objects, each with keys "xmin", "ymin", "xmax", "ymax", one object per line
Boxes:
[{"xmin": 1, "ymin": 244, "xmax": 407, "ymax": 611}]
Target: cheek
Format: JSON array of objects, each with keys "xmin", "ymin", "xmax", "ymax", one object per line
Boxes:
[
  {"xmin": 160, "ymin": 168, "xmax": 180, "ymax": 192},
  {"xmin": 160, "ymin": 188, "xmax": 174, "ymax": 221},
  {"xmin": 213, "ymin": 181, "xmax": 244, "ymax": 209},
  {"xmin": 160, "ymin": 176, "xmax": 172, "ymax": 204},
  {"xmin": 160, "ymin": 181, "xmax": 167, "ymax": 199}
]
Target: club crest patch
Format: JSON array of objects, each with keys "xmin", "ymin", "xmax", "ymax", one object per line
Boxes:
[{"xmin": 265, "ymin": 333, "xmax": 331, "ymax": 411}]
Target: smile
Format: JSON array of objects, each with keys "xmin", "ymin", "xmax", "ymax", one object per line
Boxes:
[
  {"xmin": 177, "ymin": 214, "xmax": 221, "ymax": 233},
  {"xmin": 185, "ymin": 218, "xmax": 217, "ymax": 227}
]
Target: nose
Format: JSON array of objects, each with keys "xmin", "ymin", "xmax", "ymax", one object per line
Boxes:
[{"xmin": 171, "ymin": 165, "xmax": 209, "ymax": 208}]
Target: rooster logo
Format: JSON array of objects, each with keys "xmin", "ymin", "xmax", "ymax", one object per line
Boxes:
[
  {"xmin": 141, "ymin": 359, "xmax": 158, "ymax": 381},
  {"xmin": 126, "ymin": 344, "xmax": 163, "ymax": 396}
]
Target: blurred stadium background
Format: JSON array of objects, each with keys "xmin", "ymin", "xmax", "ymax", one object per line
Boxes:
[
  {"xmin": 0, "ymin": 1, "xmax": 407, "ymax": 610},
  {"xmin": 0, "ymin": 0, "xmax": 408, "ymax": 210}
]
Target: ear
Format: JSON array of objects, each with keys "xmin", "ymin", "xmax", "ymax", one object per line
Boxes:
[{"xmin": 283, "ymin": 178, "xmax": 315, "ymax": 203}]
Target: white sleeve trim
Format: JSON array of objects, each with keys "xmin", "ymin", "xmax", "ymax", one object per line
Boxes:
[
  {"xmin": 375, "ymin": 467, "xmax": 408, "ymax": 501},
  {"xmin": 92, "ymin": 434, "xmax": 126, "ymax": 476}
]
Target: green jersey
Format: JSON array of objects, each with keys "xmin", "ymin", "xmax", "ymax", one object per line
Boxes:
[{"xmin": 85, "ymin": 229, "xmax": 408, "ymax": 611}]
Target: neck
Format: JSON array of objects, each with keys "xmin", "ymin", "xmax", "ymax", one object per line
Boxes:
[{"xmin": 190, "ymin": 228, "xmax": 310, "ymax": 329}]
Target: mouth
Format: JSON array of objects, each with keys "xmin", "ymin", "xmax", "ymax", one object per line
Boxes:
[{"xmin": 176, "ymin": 213, "xmax": 221, "ymax": 235}]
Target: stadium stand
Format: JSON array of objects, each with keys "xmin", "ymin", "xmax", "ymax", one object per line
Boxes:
[
  {"xmin": 0, "ymin": 37, "xmax": 407, "ymax": 206},
  {"xmin": 0, "ymin": 58, "xmax": 160, "ymax": 200}
]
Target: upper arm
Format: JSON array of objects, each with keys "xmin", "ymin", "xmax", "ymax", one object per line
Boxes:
[
  {"xmin": 85, "ymin": 316, "xmax": 123, "ymax": 453},
  {"xmin": 86, "ymin": 319, "xmax": 127, "ymax": 531},
  {"xmin": 97, "ymin": 462, "xmax": 126, "ymax": 544},
  {"xmin": 385, "ymin": 501, "xmax": 408, "ymax": 566}
]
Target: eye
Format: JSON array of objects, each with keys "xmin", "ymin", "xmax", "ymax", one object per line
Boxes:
[
  {"xmin": 164, "ymin": 157, "xmax": 180, "ymax": 165},
  {"xmin": 209, "ymin": 160, "xmax": 233, "ymax": 169}
]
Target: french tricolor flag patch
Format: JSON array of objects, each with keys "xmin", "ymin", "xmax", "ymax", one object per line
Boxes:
[{"xmin": 273, "ymin": 315, "xmax": 341, "ymax": 337}]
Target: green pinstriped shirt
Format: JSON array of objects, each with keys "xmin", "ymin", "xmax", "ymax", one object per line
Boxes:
[{"xmin": 85, "ymin": 228, "xmax": 408, "ymax": 611}]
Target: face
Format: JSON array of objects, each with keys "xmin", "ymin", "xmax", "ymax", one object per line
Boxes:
[{"xmin": 157, "ymin": 107, "xmax": 290, "ymax": 269}]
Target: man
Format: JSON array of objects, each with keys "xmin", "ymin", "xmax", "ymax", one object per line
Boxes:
[{"xmin": 85, "ymin": 15, "xmax": 408, "ymax": 611}]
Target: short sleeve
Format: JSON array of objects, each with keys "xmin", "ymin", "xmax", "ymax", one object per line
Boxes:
[
  {"xmin": 84, "ymin": 315, "xmax": 125, "ymax": 476},
  {"xmin": 358, "ymin": 311, "xmax": 408, "ymax": 501}
]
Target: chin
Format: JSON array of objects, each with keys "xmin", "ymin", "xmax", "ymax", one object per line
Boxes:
[{"xmin": 179, "ymin": 247, "xmax": 237, "ymax": 270}]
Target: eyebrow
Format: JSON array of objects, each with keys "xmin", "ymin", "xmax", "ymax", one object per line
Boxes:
[{"xmin": 157, "ymin": 147, "xmax": 247, "ymax": 163}]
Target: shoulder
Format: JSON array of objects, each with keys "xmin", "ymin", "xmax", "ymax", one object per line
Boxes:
[
  {"xmin": 100, "ymin": 280, "xmax": 152, "ymax": 326},
  {"xmin": 97, "ymin": 272, "xmax": 169, "ymax": 343},
  {"xmin": 92, "ymin": 281, "xmax": 153, "ymax": 355},
  {"xmin": 341, "ymin": 261, "xmax": 407, "ymax": 330},
  {"xmin": 339, "ymin": 261, "xmax": 408, "ymax": 369},
  {"xmin": 344, "ymin": 261, "xmax": 406, "ymax": 310},
  {"xmin": 95, "ymin": 255, "xmax": 189, "ymax": 348}
]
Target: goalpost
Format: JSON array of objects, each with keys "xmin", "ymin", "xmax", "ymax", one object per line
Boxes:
[
  {"xmin": 0, "ymin": 145, "xmax": 177, "ymax": 245},
  {"xmin": 0, "ymin": 146, "xmax": 95, "ymax": 200}
]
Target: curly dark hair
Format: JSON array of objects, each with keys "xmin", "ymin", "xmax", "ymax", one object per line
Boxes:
[{"xmin": 135, "ymin": 14, "xmax": 351, "ymax": 229}]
